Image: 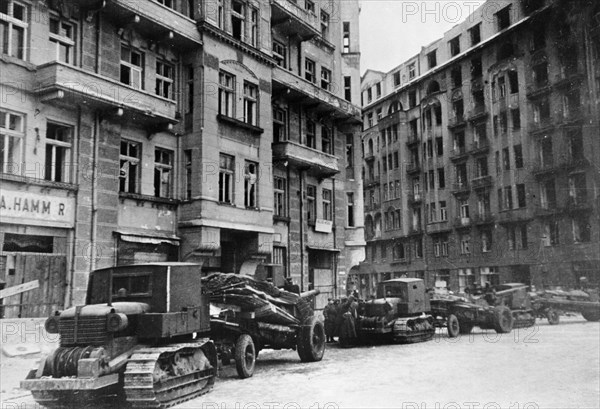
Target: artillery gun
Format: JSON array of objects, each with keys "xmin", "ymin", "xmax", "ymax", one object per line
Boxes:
[
  {"xmin": 356, "ymin": 278, "xmax": 435, "ymax": 344},
  {"xmin": 531, "ymin": 288, "xmax": 600, "ymax": 324},
  {"xmin": 21, "ymin": 264, "xmax": 325, "ymax": 408}
]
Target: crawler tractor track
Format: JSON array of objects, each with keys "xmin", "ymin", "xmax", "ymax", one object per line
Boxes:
[{"xmin": 124, "ymin": 340, "xmax": 217, "ymax": 408}]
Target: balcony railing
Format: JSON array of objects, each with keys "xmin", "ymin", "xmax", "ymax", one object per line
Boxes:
[
  {"xmin": 554, "ymin": 71, "xmax": 584, "ymax": 89},
  {"xmin": 471, "ymin": 175, "xmax": 492, "ymax": 189},
  {"xmin": 271, "ymin": 0, "xmax": 321, "ymax": 40},
  {"xmin": 272, "ymin": 66, "xmax": 361, "ymax": 122},
  {"xmin": 533, "ymin": 156, "xmax": 589, "ymax": 177},
  {"xmin": 467, "ymin": 105, "xmax": 488, "ymax": 121},
  {"xmin": 406, "ymin": 133, "xmax": 419, "ymax": 146},
  {"xmin": 448, "ymin": 114, "xmax": 466, "ymax": 129},
  {"xmin": 472, "ymin": 212, "xmax": 494, "ymax": 225},
  {"xmin": 406, "ymin": 162, "xmax": 421, "ymax": 174},
  {"xmin": 469, "ymin": 138, "xmax": 489, "ymax": 155},
  {"xmin": 453, "ymin": 217, "xmax": 472, "ymax": 229},
  {"xmin": 528, "ymin": 118, "xmax": 554, "ymax": 134},
  {"xmin": 105, "ymin": 0, "xmax": 201, "ymax": 49},
  {"xmin": 273, "ymin": 140, "xmax": 339, "ymax": 178},
  {"xmin": 35, "ymin": 62, "xmax": 177, "ymax": 124},
  {"xmin": 526, "ymin": 81, "xmax": 551, "ymax": 99},
  {"xmin": 408, "ymin": 193, "xmax": 422, "ymax": 205},
  {"xmin": 451, "ymin": 182, "xmax": 470, "ymax": 194},
  {"xmin": 449, "ymin": 146, "xmax": 469, "ymax": 162}
]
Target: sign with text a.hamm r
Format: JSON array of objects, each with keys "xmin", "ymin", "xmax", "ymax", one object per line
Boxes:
[{"xmin": 0, "ymin": 190, "xmax": 75, "ymax": 228}]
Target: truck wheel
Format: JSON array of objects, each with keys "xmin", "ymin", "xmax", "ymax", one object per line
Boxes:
[
  {"xmin": 447, "ymin": 314, "xmax": 460, "ymax": 338},
  {"xmin": 493, "ymin": 306, "xmax": 514, "ymax": 333},
  {"xmin": 582, "ymin": 310, "xmax": 600, "ymax": 322},
  {"xmin": 235, "ymin": 334, "xmax": 256, "ymax": 379},
  {"xmin": 546, "ymin": 308, "xmax": 560, "ymax": 325},
  {"xmin": 297, "ymin": 316, "xmax": 326, "ymax": 362}
]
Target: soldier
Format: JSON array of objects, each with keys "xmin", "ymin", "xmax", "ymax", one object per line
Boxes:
[
  {"xmin": 283, "ymin": 277, "xmax": 300, "ymax": 294},
  {"xmin": 338, "ymin": 296, "xmax": 358, "ymax": 347},
  {"xmin": 323, "ymin": 298, "xmax": 337, "ymax": 343}
]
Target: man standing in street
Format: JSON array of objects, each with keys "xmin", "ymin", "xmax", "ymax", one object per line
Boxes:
[{"xmin": 323, "ymin": 298, "xmax": 337, "ymax": 343}]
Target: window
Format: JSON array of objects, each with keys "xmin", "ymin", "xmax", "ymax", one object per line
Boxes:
[
  {"xmin": 321, "ymin": 188, "xmax": 332, "ymax": 221},
  {"xmin": 517, "ymin": 184, "xmax": 526, "ymax": 208},
  {"xmin": 344, "ymin": 76, "xmax": 352, "ymax": 101},
  {"xmin": 481, "ymin": 230, "xmax": 492, "ymax": 253},
  {"xmin": 511, "ymin": 108, "xmax": 521, "ymax": 130},
  {"xmin": 273, "ymin": 108, "xmax": 287, "ymax": 142},
  {"xmin": 572, "ymin": 217, "xmax": 591, "ymax": 243},
  {"xmin": 274, "ymin": 176, "xmax": 287, "ymax": 217},
  {"xmin": 49, "ymin": 16, "xmax": 75, "ymax": 64},
  {"xmin": 231, "ymin": 0, "xmax": 245, "ymax": 41},
  {"xmin": 471, "ymin": 57, "xmax": 482, "ymax": 78},
  {"xmin": 0, "ymin": 0, "xmax": 28, "ymax": 59},
  {"xmin": 155, "ymin": 60, "xmax": 174, "ymax": 99},
  {"xmin": 459, "ymin": 199, "xmax": 470, "ymax": 220},
  {"xmin": 184, "ymin": 150, "xmax": 192, "ymax": 200},
  {"xmin": 451, "ymin": 67, "xmax": 462, "ymax": 88},
  {"xmin": 460, "ymin": 235, "xmax": 471, "ymax": 255},
  {"xmin": 156, "ymin": 0, "xmax": 174, "ymax": 8},
  {"xmin": 347, "ymin": 193, "xmax": 355, "ymax": 227},
  {"xmin": 508, "ymin": 71, "xmax": 519, "ymax": 94},
  {"xmin": 540, "ymin": 179, "xmax": 556, "ymax": 209},
  {"xmin": 375, "ymin": 83, "xmax": 381, "ymax": 98},
  {"xmin": 496, "ymin": 6, "xmax": 511, "ymax": 31},
  {"xmin": 427, "ymin": 50, "xmax": 437, "ymax": 69},
  {"xmin": 476, "ymin": 156, "xmax": 488, "ymax": 178},
  {"xmin": 272, "ymin": 246, "xmax": 287, "ymax": 278},
  {"xmin": 216, "ymin": 0, "xmax": 224, "ymax": 28},
  {"xmin": 533, "ymin": 63, "xmax": 548, "ymax": 87},
  {"xmin": 321, "ymin": 126, "xmax": 332, "ymax": 154},
  {"xmin": 243, "ymin": 82, "xmax": 258, "ymax": 125},
  {"xmin": 408, "ymin": 90, "xmax": 417, "ymax": 108},
  {"xmin": 504, "ymin": 186, "xmax": 513, "ymax": 209},
  {"xmin": 342, "ymin": 22, "xmax": 350, "ymax": 53},
  {"xmin": 439, "ymin": 201, "xmax": 447, "ymax": 221},
  {"xmin": 120, "ymin": 45, "xmax": 144, "ymax": 89},
  {"xmin": 429, "ymin": 202, "xmax": 437, "ymax": 223},
  {"xmin": 45, "ymin": 123, "xmax": 72, "ymax": 183},
  {"xmin": 0, "ymin": 110, "xmax": 23, "ymax": 174},
  {"xmin": 376, "ymin": 108, "xmax": 382, "ymax": 120},
  {"xmin": 305, "ymin": 0, "xmax": 315, "ymax": 14},
  {"xmin": 394, "ymin": 243, "xmax": 405, "ymax": 260},
  {"xmin": 307, "ymin": 185, "xmax": 316, "ymax": 222},
  {"xmin": 543, "ymin": 220, "xmax": 559, "ymax": 246},
  {"xmin": 119, "ymin": 140, "xmax": 140, "ymax": 193},
  {"xmin": 469, "ymin": 24, "xmax": 481, "ymax": 46},
  {"xmin": 449, "ymin": 36, "xmax": 460, "ymax": 57},
  {"xmin": 415, "ymin": 238, "xmax": 423, "ymax": 259},
  {"xmin": 273, "ymin": 41, "xmax": 287, "ymax": 68},
  {"xmin": 219, "ymin": 71, "xmax": 235, "ymax": 117},
  {"xmin": 514, "ymin": 144, "xmax": 523, "ymax": 168},
  {"xmin": 568, "ymin": 173, "xmax": 587, "ymax": 205},
  {"xmin": 532, "ymin": 22, "xmax": 545, "ymax": 50},
  {"xmin": 393, "ymin": 72, "xmax": 401, "ymax": 87},
  {"xmin": 393, "ymin": 151, "xmax": 399, "ymax": 169},
  {"xmin": 498, "ymin": 76, "xmax": 506, "ymax": 98},
  {"xmin": 185, "ymin": 65, "xmax": 194, "ymax": 117},
  {"xmin": 305, "ymin": 119, "xmax": 316, "ymax": 148},
  {"xmin": 305, "ymin": 58, "xmax": 316, "ymax": 83},
  {"xmin": 321, "ymin": 67, "xmax": 331, "ymax": 90},
  {"xmin": 219, "ymin": 153, "xmax": 234, "ymax": 204},
  {"xmin": 249, "ymin": 7, "xmax": 258, "ymax": 46},
  {"xmin": 244, "ymin": 161, "xmax": 257, "ymax": 208},
  {"xmin": 154, "ymin": 148, "xmax": 173, "ymax": 198},
  {"xmin": 320, "ymin": 9, "xmax": 329, "ymax": 38},
  {"xmin": 503, "ymin": 147, "xmax": 510, "ymax": 170},
  {"xmin": 408, "ymin": 63, "xmax": 416, "ymax": 79},
  {"xmin": 533, "ymin": 98, "xmax": 551, "ymax": 124}
]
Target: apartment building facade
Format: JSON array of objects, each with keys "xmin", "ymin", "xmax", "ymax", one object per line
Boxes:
[
  {"xmin": 0, "ymin": 0, "xmax": 362, "ymax": 317},
  {"xmin": 356, "ymin": 0, "xmax": 599, "ymax": 297}
]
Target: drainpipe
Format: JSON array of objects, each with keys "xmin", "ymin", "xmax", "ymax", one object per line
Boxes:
[
  {"xmin": 332, "ymin": 176, "xmax": 338, "ymax": 298},
  {"xmin": 298, "ymin": 168, "xmax": 305, "ymax": 291},
  {"xmin": 90, "ymin": 113, "xmax": 100, "ymax": 272}
]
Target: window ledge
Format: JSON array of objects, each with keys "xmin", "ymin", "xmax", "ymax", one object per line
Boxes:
[
  {"xmin": 217, "ymin": 114, "xmax": 264, "ymax": 134},
  {"xmin": 0, "ymin": 173, "xmax": 78, "ymax": 191},
  {"xmin": 273, "ymin": 215, "xmax": 291, "ymax": 223},
  {"xmin": 0, "ymin": 54, "xmax": 36, "ymax": 71},
  {"xmin": 119, "ymin": 192, "xmax": 179, "ymax": 205}
]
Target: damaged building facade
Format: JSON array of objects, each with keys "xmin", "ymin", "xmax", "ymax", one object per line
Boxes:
[
  {"xmin": 0, "ymin": 0, "xmax": 363, "ymax": 317},
  {"xmin": 356, "ymin": 0, "xmax": 599, "ymax": 297}
]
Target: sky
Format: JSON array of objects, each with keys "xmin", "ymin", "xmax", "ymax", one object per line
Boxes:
[{"xmin": 359, "ymin": 0, "xmax": 486, "ymax": 75}]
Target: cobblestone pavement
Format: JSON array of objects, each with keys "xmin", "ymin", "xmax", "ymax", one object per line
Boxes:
[{"xmin": 1, "ymin": 316, "xmax": 598, "ymax": 409}]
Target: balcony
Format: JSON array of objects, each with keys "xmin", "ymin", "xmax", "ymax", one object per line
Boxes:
[
  {"xmin": 408, "ymin": 225, "xmax": 423, "ymax": 235},
  {"xmin": 467, "ymin": 105, "xmax": 488, "ymax": 122},
  {"xmin": 471, "ymin": 175, "xmax": 493, "ymax": 190},
  {"xmin": 565, "ymin": 196, "xmax": 593, "ymax": 214},
  {"xmin": 533, "ymin": 156, "xmax": 590, "ymax": 177},
  {"xmin": 534, "ymin": 204, "xmax": 564, "ymax": 218},
  {"xmin": 451, "ymin": 182, "xmax": 470, "ymax": 195},
  {"xmin": 272, "ymin": 66, "xmax": 361, "ymax": 123},
  {"xmin": 378, "ymin": 110, "xmax": 407, "ymax": 129},
  {"xmin": 449, "ymin": 146, "xmax": 469, "ymax": 162},
  {"xmin": 528, "ymin": 118, "xmax": 554, "ymax": 135},
  {"xmin": 35, "ymin": 62, "xmax": 177, "ymax": 125},
  {"xmin": 469, "ymin": 138, "xmax": 490, "ymax": 156},
  {"xmin": 272, "ymin": 140, "xmax": 339, "ymax": 178},
  {"xmin": 472, "ymin": 212, "xmax": 494, "ymax": 226},
  {"xmin": 406, "ymin": 133, "xmax": 419, "ymax": 147},
  {"xmin": 364, "ymin": 152, "xmax": 375, "ymax": 162},
  {"xmin": 453, "ymin": 217, "xmax": 472, "ymax": 230},
  {"xmin": 406, "ymin": 162, "xmax": 421, "ymax": 175},
  {"xmin": 104, "ymin": 0, "xmax": 201, "ymax": 49},
  {"xmin": 496, "ymin": 208, "xmax": 533, "ymax": 224},
  {"xmin": 364, "ymin": 177, "xmax": 380, "ymax": 187},
  {"xmin": 271, "ymin": 0, "xmax": 321, "ymax": 40},
  {"xmin": 408, "ymin": 193, "xmax": 422, "ymax": 205},
  {"xmin": 526, "ymin": 81, "xmax": 552, "ymax": 99},
  {"xmin": 554, "ymin": 71, "xmax": 584, "ymax": 90},
  {"xmin": 448, "ymin": 115, "xmax": 466, "ymax": 129}
]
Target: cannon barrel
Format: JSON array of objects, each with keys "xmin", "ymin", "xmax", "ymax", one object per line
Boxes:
[
  {"xmin": 495, "ymin": 285, "xmax": 528, "ymax": 296},
  {"xmin": 299, "ymin": 289, "xmax": 320, "ymax": 299}
]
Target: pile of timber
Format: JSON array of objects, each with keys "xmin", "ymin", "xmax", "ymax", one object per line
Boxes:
[{"xmin": 201, "ymin": 273, "xmax": 305, "ymax": 326}]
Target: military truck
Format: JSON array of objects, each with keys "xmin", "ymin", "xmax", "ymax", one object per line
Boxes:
[
  {"xmin": 21, "ymin": 264, "xmax": 324, "ymax": 408},
  {"xmin": 356, "ymin": 278, "xmax": 435, "ymax": 344}
]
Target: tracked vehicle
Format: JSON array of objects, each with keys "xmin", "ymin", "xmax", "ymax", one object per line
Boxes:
[
  {"xmin": 21, "ymin": 263, "xmax": 217, "ymax": 408},
  {"xmin": 357, "ymin": 278, "xmax": 435, "ymax": 344}
]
